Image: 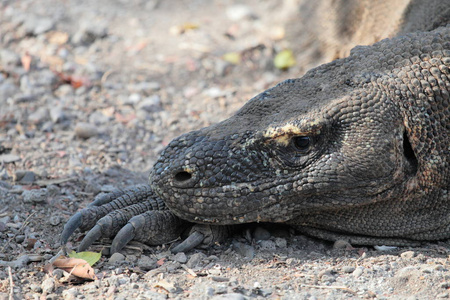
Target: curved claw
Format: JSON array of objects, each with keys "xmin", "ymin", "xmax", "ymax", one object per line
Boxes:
[
  {"xmin": 61, "ymin": 212, "xmax": 82, "ymax": 245},
  {"xmin": 171, "ymin": 231, "xmax": 205, "ymax": 254},
  {"xmin": 110, "ymin": 223, "xmax": 135, "ymax": 254},
  {"xmin": 77, "ymin": 224, "xmax": 103, "ymax": 252}
]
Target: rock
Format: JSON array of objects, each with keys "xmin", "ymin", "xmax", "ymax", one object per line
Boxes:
[
  {"xmin": 137, "ymin": 95, "xmax": 161, "ymax": 112},
  {"xmin": 22, "ymin": 188, "xmax": 48, "ymax": 203},
  {"xmin": 108, "ymin": 253, "xmax": 125, "ymax": 264},
  {"xmin": 89, "ymin": 111, "xmax": 111, "ymax": 125},
  {"xmin": 342, "ymin": 266, "xmax": 356, "ymax": 273},
  {"xmin": 0, "ymin": 49, "xmax": 20, "ymax": 69},
  {"xmin": 29, "ymin": 107, "xmax": 49, "ymax": 124},
  {"xmin": 15, "ymin": 170, "xmax": 36, "ymax": 183},
  {"xmin": 400, "ymin": 251, "xmax": 415, "ymax": 259},
  {"xmin": 74, "ymin": 122, "xmax": 99, "ymax": 139},
  {"xmin": 274, "ymin": 237, "xmax": 287, "ymax": 248},
  {"xmin": 0, "ymin": 154, "xmax": 21, "ymax": 164},
  {"xmin": 50, "ymin": 106, "xmax": 66, "ymax": 123},
  {"xmin": 49, "ymin": 215, "xmax": 61, "ymax": 226},
  {"xmin": 141, "ymin": 291, "xmax": 167, "ymax": 300},
  {"xmin": 258, "ymin": 240, "xmax": 276, "ymax": 251},
  {"xmin": 352, "ymin": 266, "xmax": 365, "ymax": 278},
  {"xmin": 29, "ymin": 283, "xmax": 42, "ymax": 293},
  {"xmin": 54, "ymin": 84, "xmax": 74, "ymax": 97},
  {"xmin": 333, "ymin": 239, "xmax": 352, "ymax": 249},
  {"xmin": 226, "ymin": 4, "xmax": 256, "ymax": 21},
  {"xmin": 211, "ymin": 293, "xmax": 246, "ymax": 300},
  {"xmin": 41, "ymin": 277, "xmax": 56, "ymax": 294},
  {"xmin": 211, "ymin": 276, "xmax": 230, "ymax": 282},
  {"xmin": 0, "ymin": 222, "xmax": 6, "ymax": 232},
  {"xmin": 62, "ymin": 288, "xmax": 79, "ymax": 300},
  {"xmin": 186, "ymin": 252, "xmax": 207, "ymax": 269},
  {"xmin": 137, "ymin": 255, "xmax": 155, "ymax": 271},
  {"xmin": 319, "ymin": 269, "xmax": 336, "ymax": 283},
  {"xmin": 215, "ymin": 284, "xmax": 228, "ymax": 294},
  {"xmin": 258, "ymin": 288, "xmax": 273, "ymax": 297},
  {"xmin": 13, "ymin": 94, "xmax": 38, "ymax": 103},
  {"xmin": 52, "ymin": 269, "xmax": 64, "ymax": 280},
  {"xmin": 72, "ymin": 20, "xmax": 108, "ymax": 45},
  {"xmin": 15, "ymin": 235, "xmax": 25, "ymax": 243},
  {"xmin": 173, "ymin": 252, "xmax": 187, "ymax": 264},
  {"xmin": 23, "ymin": 17, "xmax": 55, "ymax": 35},
  {"xmin": 232, "ymin": 241, "xmax": 255, "ymax": 259},
  {"xmin": 130, "ymin": 81, "xmax": 160, "ymax": 92},
  {"xmin": 204, "ymin": 87, "xmax": 226, "ymax": 99},
  {"xmin": 253, "ymin": 227, "xmax": 270, "ymax": 241}
]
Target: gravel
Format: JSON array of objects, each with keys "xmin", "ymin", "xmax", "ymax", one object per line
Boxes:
[{"xmin": 1, "ymin": 0, "xmax": 449, "ymax": 299}]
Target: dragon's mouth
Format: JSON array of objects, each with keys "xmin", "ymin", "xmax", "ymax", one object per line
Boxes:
[{"xmin": 167, "ymin": 200, "xmax": 292, "ymax": 225}]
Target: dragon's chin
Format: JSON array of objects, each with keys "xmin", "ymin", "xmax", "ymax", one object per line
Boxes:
[{"xmin": 169, "ymin": 204, "xmax": 293, "ymax": 225}]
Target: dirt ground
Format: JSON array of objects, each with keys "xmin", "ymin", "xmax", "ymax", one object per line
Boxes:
[{"xmin": 1, "ymin": 0, "xmax": 450, "ymax": 299}]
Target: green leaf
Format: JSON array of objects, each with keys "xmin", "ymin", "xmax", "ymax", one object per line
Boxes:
[
  {"xmin": 68, "ymin": 250, "xmax": 102, "ymax": 267},
  {"xmin": 222, "ymin": 52, "xmax": 241, "ymax": 65},
  {"xmin": 274, "ymin": 49, "xmax": 296, "ymax": 70}
]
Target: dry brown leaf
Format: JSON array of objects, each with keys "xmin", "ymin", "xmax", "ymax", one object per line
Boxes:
[
  {"xmin": 21, "ymin": 53, "xmax": 32, "ymax": 72},
  {"xmin": 53, "ymin": 257, "xmax": 97, "ymax": 280}
]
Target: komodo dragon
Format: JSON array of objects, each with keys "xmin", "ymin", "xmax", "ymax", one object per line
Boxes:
[{"xmin": 61, "ymin": 25, "xmax": 450, "ymax": 254}]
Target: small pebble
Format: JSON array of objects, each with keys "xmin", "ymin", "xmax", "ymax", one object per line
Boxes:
[
  {"xmin": 173, "ymin": 252, "xmax": 187, "ymax": 264},
  {"xmin": 232, "ymin": 241, "xmax": 255, "ymax": 259},
  {"xmin": 62, "ymin": 287, "xmax": 79, "ymax": 300},
  {"xmin": 274, "ymin": 237, "xmax": 287, "ymax": 248},
  {"xmin": 186, "ymin": 252, "xmax": 207, "ymax": 269},
  {"xmin": 108, "ymin": 253, "xmax": 125, "ymax": 264},
  {"xmin": 50, "ymin": 106, "xmax": 66, "ymax": 123},
  {"xmin": 49, "ymin": 215, "xmax": 61, "ymax": 226},
  {"xmin": 41, "ymin": 277, "xmax": 56, "ymax": 294},
  {"xmin": 259, "ymin": 288, "xmax": 273, "ymax": 297},
  {"xmin": 226, "ymin": 4, "xmax": 256, "ymax": 21},
  {"xmin": 353, "ymin": 266, "xmax": 365, "ymax": 278},
  {"xmin": 333, "ymin": 239, "xmax": 352, "ymax": 249},
  {"xmin": 400, "ymin": 251, "xmax": 415, "ymax": 259},
  {"xmin": 211, "ymin": 276, "xmax": 229, "ymax": 282},
  {"xmin": 74, "ymin": 122, "xmax": 99, "ymax": 139},
  {"xmin": 214, "ymin": 284, "xmax": 228, "ymax": 294},
  {"xmin": 211, "ymin": 293, "xmax": 245, "ymax": 300},
  {"xmin": 253, "ymin": 227, "xmax": 270, "ymax": 241},
  {"xmin": 258, "ymin": 240, "xmax": 276, "ymax": 251},
  {"xmin": 22, "ymin": 188, "xmax": 48, "ymax": 203},
  {"xmin": 137, "ymin": 255, "xmax": 155, "ymax": 270},
  {"xmin": 342, "ymin": 266, "xmax": 356, "ymax": 273},
  {"xmin": 0, "ymin": 154, "xmax": 21, "ymax": 164}
]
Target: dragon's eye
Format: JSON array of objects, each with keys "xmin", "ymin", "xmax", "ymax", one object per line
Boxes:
[{"xmin": 292, "ymin": 136, "xmax": 311, "ymax": 152}]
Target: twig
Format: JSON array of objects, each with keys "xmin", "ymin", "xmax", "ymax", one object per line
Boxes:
[
  {"xmin": 301, "ymin": 284, "xmax": 357, "ymax": 295},
  {"xmin": 8, "ymin": 266, "xmax": 13, "ymax": 300}
]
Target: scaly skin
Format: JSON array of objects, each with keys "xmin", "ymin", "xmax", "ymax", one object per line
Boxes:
[{"xmin": 62, "ymin": 26, "xmax": 449, "ymax": 252}]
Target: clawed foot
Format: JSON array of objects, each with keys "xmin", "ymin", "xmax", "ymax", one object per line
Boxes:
[{"xmin": 61, "ymin": 185, "xmax": 232, "ymax": 254}]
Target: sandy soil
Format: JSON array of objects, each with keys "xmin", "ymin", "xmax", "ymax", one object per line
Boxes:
[{"xmin": 1, "ymin": 0, "xmax": 450, "ymax": 299}]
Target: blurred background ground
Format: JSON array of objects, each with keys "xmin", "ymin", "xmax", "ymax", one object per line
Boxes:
[{"xmin": 1, "ymin": 0, "xmax": 450, "ymax": 299}]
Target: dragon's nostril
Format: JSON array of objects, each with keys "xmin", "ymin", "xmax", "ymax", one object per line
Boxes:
[{"xmin": 174, "ymin": 171, "xmax": 192, "ymax": 182}]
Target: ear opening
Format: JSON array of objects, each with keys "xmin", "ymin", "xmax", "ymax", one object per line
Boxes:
[{"xmin": 402, "ymin": 130, "xmax": 418, "ymax": 175}]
